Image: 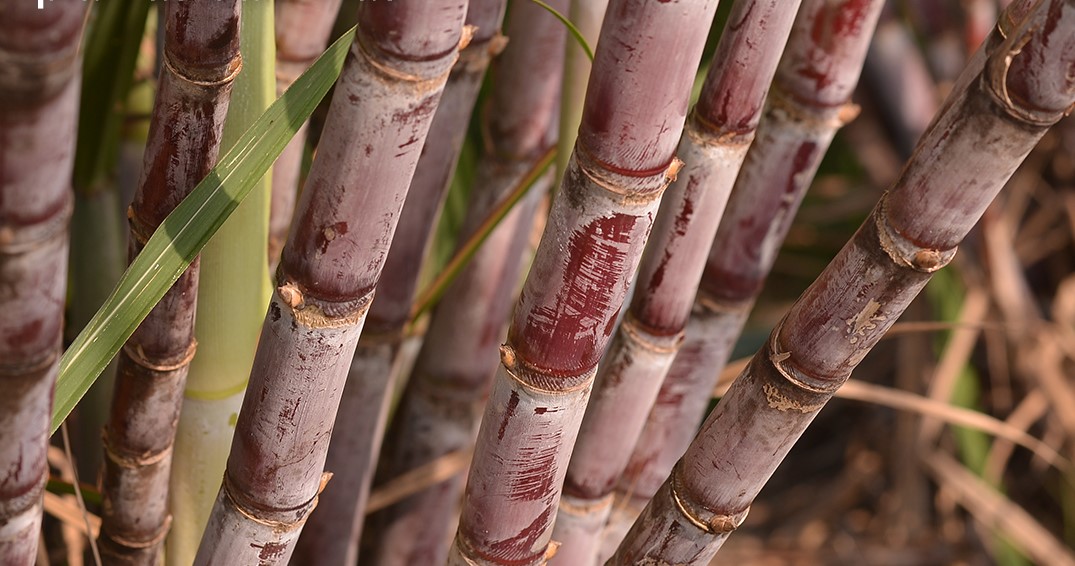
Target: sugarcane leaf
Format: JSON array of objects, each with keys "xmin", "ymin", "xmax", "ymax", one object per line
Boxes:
[
  {"xmin": 51, "ymin": 27, "xmax": 357, "ymax": 434},
  {"xmin": 528, "ymin": 0, "xmax": 594, "ymax": 62}
]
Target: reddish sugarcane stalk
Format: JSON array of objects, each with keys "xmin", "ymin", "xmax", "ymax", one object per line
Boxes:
[
  {"xmin": 361, "ymin": 1, "xmax": 567, "ymax": 562},
  {"xmin": 193, "ymin": 3, "xmax": 468, "ymax": 564},
  {"xmin": 292, "ymin": 2, "xmax": 506, "ymax": 564},
  {"xmin": 269, "ymin": 0, "xmax": 343, "ymax": 273},
  {"xmin": 550, "ymin": 2, "xmax": 802, "ymax": 563},
  {"xmin": 0, "ymin": 3, "xmax": 86, "ymax": 564},
  {"xmin": 98, "ymin": 3, "xmax": 241, "ymax": 564},
  {"xmin": 448, "ymin": 1, "xmax": 719, "ymax": 564},
  {"xmin": 604, "ymin": 0, "xmax": 884, "ymax": 550},
  {"xmin": 611, "ymin": 1, "xmax": 1075, "ymax": 562}
]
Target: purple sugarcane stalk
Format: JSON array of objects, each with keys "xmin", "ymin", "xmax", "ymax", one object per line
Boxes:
[
  {"xmin": 447, "ymin": 1, "xmax": 720, "ymax": 564},
  {"xmin": 361, "ymin": 1, "xmax": 568, "ymax": 563},
  {"xmin": 269, "ymin": 0, "xmax": 344, "ymax": 272},
  {"xmin": 193, "ymin": 2, "xmax": 468, "ymax": 564},
  {"xmin": 551, "ymin": 1, "xmax": 802, "ymax": 564},
  {"xmin": 99, "ymin": 3, "xmax": 242, "ymax": 564},
  {"xmin": 292, "ymin": 2, "xmax": 507, "ymax": 564},
  {"xmin": 610, "ymin": 1, "xmax": 1075, "ymax": 563},
  {"xmin": 0, "ymin": 2, "xmax": 86, "ymax": 564},
  {"xmin": 605, "ymin": 0, "xmax": 885, "ymax": 551}
]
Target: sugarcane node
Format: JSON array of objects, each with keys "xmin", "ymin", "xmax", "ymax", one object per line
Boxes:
[
  {"xmin": 162, "ymin": 50, "xmax": 243, "ymax": 89},
  {"xmin": 686, "ymin": 110, "xmax": 756, "ymax": 148},
  {"xmin": 765, "ymin": 82, "xmax": 848, "ymax": 130},
  {"xmin": 355, "ymin": 31, "xmax": 456, "ymax": 86},
  {"xmin": 695, "ymin": 291, "xmax": 753, "ymax": 315},
  {"xmin": 0, "ymin": 347, "xmax": 59, "ymax": 377},
  {"xmin": 0, "ymin": 466, "xmax": 48, "ymax": 521},
  {"xmin": 558, "ymin": 492, "xmax": 615, "ymax": 515},
  {"xmin": 102, "ymin": 432, "xmax": 174, "ymax": 468},
  {"xmin": 0, "ymin": 37, "xmax": 82, "ymax": 103},
  {"xmin": 501, "ymin": 353, "xmax": 597, "ymax": 394},
  {"xmin": 221, "ymin": 471, "xmax": 315, "ymax": 530},
  {"xmin": 121, "ymin": 339, "xmax": 198, "ymax": 373},
  {"xmin": 0, "ymin": 193, "xmax": 72, "ymax": 254},
  {"xmin": 620, "ymin": 312, "xmax": 685, "ymax": 354},
  {"xmin": 101, "ymin": 514, "xmax": 172, "ymax": 549},
  {"xmin": 875, "ymin": 198, "xmax": 956, "ymax": 273},
  {"xmin": 984, "ymin": 23, "xmax": 1069, "ymax": 128},
  {"xmin": 571, "ymin": 145, "xmax": 674, "ymax": 206}
]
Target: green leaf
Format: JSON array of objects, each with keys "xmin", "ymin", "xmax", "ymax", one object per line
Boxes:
[
  {"xmin": 528, "ymin": 0, "xmax": 594, "ymax": 62},
  {"xmin": 51, "ymin": 27, "xmax": 357, "ymax": 434}
]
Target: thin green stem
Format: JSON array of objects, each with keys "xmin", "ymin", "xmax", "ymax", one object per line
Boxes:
[
  {"xmin": 409, "ymin": 146, "xmax": 555, "ymax": 323},
  {"xmin": 529, "ymin": 0, "xmax": 594, "ymax": 62}
]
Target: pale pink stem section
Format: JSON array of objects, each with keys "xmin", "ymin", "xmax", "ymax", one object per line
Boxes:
[
  {"xmin": 605, "ymin": 0, "xmax": 886, "ymax": 552},
  {"xmin": 269, "ymin": 0, "xmax": 343, "ymax": 273},
  {"xmin": 611, "ymin": 2, "xmax": 1075, "ymax": 563},
  {"xmin": 361, "ymin": 1, "xmax": 567, "ymax": 563},
  {"xmin": 293, "ymin": 3, "xmax": 508, "ymax": 564},
  {"xmin": 552, "ymin": 2, "xmax": 802, "ymax": 563},
  {"xmin": 0, "ymin": 2, "xmax": 85, "ymax": 564},
  {"xmin": 449, "ymin": 1, "xmax": 720, "ymax": 564},
  {"xmin": 193, "ymin": 3, "xmax": 467, "ymax": 564}
]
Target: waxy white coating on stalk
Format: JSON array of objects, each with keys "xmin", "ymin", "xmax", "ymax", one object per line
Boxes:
[{"xmin": 612, "ymin": 1, "xmax": 1075, "ymax": 562}]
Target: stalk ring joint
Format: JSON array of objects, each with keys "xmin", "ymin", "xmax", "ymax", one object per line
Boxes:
[
  {"xmin": 669, "ymin": 464, "xmax": 749, "ymax": 534},
  {"xmin": 875, "ymin": 196, "xmax": 957, "ymax": 274}
]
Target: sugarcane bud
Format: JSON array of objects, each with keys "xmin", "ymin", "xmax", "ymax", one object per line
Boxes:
[
  {"xmin": 665, "ymin": 157, "xmax": 685, "ymax": 183},
  {"xmin": 545, "ymin": 540, "xmax": 561, "ymax": 560},
  {"xmin": 459, "ymin": 25, "xmax": 477, "ymax": 51},
  {"xmin": 278, "ymin": 283, "xmax": 305, "ymax": 309},
  {"xmin": 499, "ymin": 343, "xmax": 516, "ymax": 368}
]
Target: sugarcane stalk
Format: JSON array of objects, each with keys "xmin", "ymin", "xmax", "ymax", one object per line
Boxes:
[
  {"xmin": 362, "ymin": 1, "xmax": 567, "ymax": 562},
  {"xmin": 0, "ymin": 2, "xmax": 86, "ymax": 564},
  {"xmin": 99, "ymin": 3, "xmax": 242, "ymax": 563},
  {"xmin": 268, "ymin": 0, "xmax": 343, "ymax": 273},
  {"xmin": 610, "ymin": 1, "xmax": 1075, "ymax": 562},
  {"xmin": 551, "ymin": 2, "xmax": 802, "ymax": 563},
  {"xmin": 448, "ymin": 1, "xmax": 719, "ymax": 564},
  {"xmin": 291, "ymin": 3, "xmax": 507, "ymax": 564},
  {"xmin": 604, "ymin": 0, "xmax": 884, "ymax": 549},
  {"xmin": 166, "ymin": 2, "xmax": 274, "ymax": 563},
  {"xmin": 193, "ymin": 3, "xmax": 468, "ymax": 564},
  {"xmin": 557, "ymin": 0, "xmax": 608, "ymax": 182}
]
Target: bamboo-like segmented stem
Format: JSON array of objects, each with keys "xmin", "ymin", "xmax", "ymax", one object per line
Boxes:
[
  {"xmin": 556, "ymin": 0, "xmax": 609, "ymax": 182},
  {"xmin": 268, "ymin": 0, "xmax": 342, "ymax": 273},
  {"xmin": 193, "ymin": 3, "xmax": 467, "ymax": 564},
  {"xmin": 362, "ymin": 2, "xmax": 567, "ymax": 562},
  {"xmin": 292, "ymin": 3, "xmax": 506, "ymax": 564},
  {"xmin": 0, "ymin": 3, "xmax": 86, "ymax": 564},
  {"xmin": 448, "ymin": 2, "xmax": 719, "ymax": 564},
  {"xmin": 611, "ymin": 2, "xmax": 1075, "ymax": 562},
  {"xmin": 100, "ymin": 4, "xmax": 242, "ymax": 563},
  {"xmin": 551, "ymin": 2, "xmax": 801, "ymax": 563},
  {"xmin": 604, "ymin": 0, "xmax": 884, "ymax": 550},
  {"xmin": 166, "ymin": 2, "xmax": 274, "ymax": 564}
]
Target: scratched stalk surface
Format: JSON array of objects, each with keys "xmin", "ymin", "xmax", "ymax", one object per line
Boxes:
[
  {"xmin": 0, "ymin": 2, "xmax": 86, "ymax": 564},
  {"xmin": 605, "ymin": 0, "xmax": 885, "ymax": 550},
  {"xmin": 551, "ymin": 2, "xmax": 801, "ymax": 563},
  {"xmin": 269, "ymin": 0, "xmax": 344, "ymax": 272},
  {"xmin": 100, "ymin": 3, "xmax": 241, "ymax": 564},
  {"xmin": 362, "ymin": 1, "xmax": 566, "ymax": 563},
  {"xmin": 610, "ymin": 2, "xmax": 1075, "ymax": 563},
  {"xmin": 447, "ymin": 1, "xmax": 719, "ymax": 564},
  {"xmin": 193, "ymin": 3, "xmax": 467, "ymax": 565},
  {"xmin": 293, "ymin": 3, "xmax": 507, "ymax": 564}
]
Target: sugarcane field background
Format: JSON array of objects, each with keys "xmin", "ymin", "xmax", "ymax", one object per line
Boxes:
[{"xmin": 3, "ymin": 0, "xmax": 1075, "ymax": 564}]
